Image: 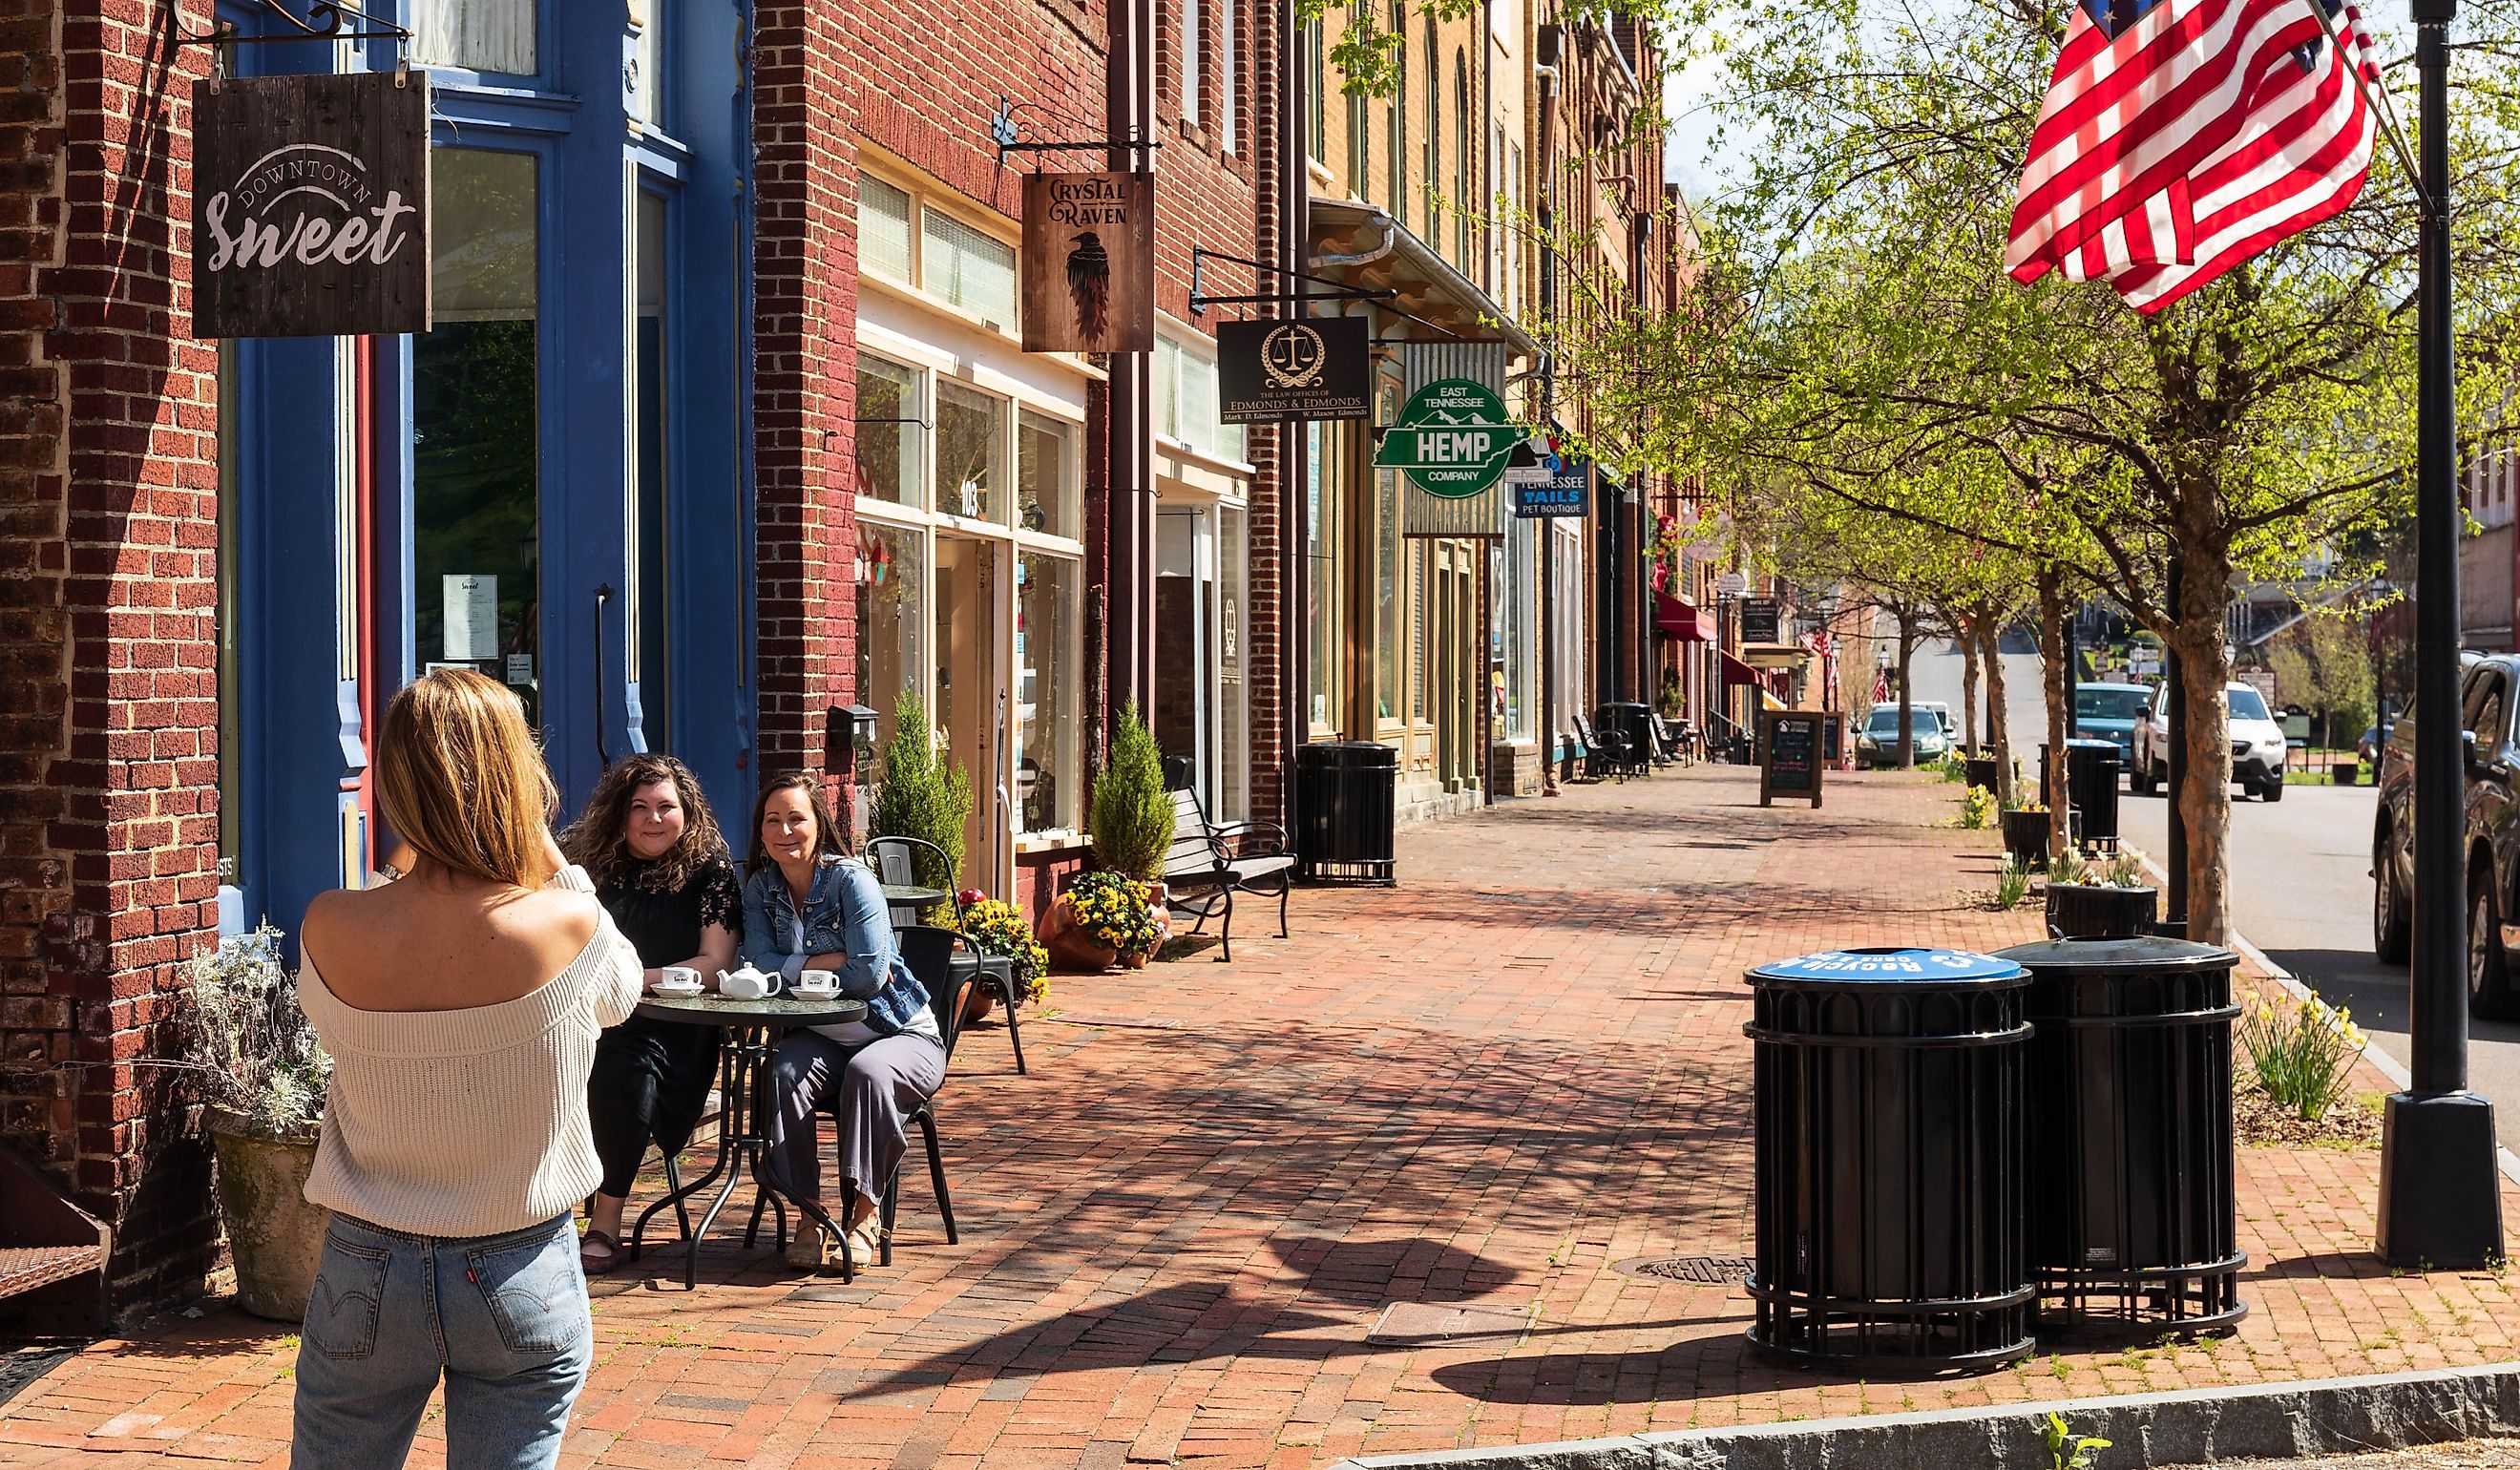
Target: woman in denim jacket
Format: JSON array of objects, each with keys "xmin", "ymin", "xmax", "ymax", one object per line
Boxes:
[{"xmin": 741, "ymin": 772, "xmax": 943, "ymax": 1270}]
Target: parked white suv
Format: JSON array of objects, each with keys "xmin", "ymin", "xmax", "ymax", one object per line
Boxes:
[{"xmin": 2132, "ymin": 682, "xmax": 2290, "ymax": 802}]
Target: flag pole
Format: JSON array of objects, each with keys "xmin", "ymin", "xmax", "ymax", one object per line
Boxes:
[
  {"xmin": 2377, "ymin": 0, "xmax": 2504, "ymax": 1269},
  {"xmin": 2294, "ymin": 0, "xmax": 2422, "ymax": 199}
]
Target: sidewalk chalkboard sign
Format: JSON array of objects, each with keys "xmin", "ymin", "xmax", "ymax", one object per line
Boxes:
[{"xmin": 1761, "ymin": 710, "xmax": 1824, "ymax": 808}]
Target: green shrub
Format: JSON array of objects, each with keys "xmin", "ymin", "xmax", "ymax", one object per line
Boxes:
[
  {"xmin": 1091, "ymin": 701, "xmax": 1174, "ymax": 883},
  {"xmin": 868, "ymin": 691, "xmax": 974, "ymax": 894},
  {"xmin": 1994, "ymin": 855, "xmax": 2031, "ymax": 910}
]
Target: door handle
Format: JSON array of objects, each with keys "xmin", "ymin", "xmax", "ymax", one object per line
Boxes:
[{"xmin": 595, "ymin": 583, "xmax": 614, "ymax": 769}]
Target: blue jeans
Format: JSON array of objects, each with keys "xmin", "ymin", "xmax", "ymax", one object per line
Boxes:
[{"xmin": 290, "ymin": 1212, "xmax": 590, "ymax": 1470}]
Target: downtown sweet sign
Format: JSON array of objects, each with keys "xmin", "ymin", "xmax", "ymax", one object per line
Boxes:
[{"xmin": 192, "ymin": 72, "xmax": 431, "ymax": 339}]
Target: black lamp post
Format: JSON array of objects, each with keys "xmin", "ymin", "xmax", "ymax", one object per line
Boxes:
[{"xmin": 2378, "ymin": 0, "xmax": 2505, "ymax": 1268}]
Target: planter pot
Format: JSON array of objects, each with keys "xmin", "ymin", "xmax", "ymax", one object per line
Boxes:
[
  {"xmin": 2000, "ymin": 808, "xmax": 2052, "ymax": 869},
  {"xmin": 1965, "ymin": 755, "xmax": 2002, "ymax": 792},
  {"xmin": 2333, "ymin": 761, "xmax": 2360, "ymax": 787},
  {"xmin": 207, "ymin": 1107, "xmax": 327, "ymax": 1322},
  {"xmin": 1120, "ymin": 949, "xmax": 1152, "ymax": 970},
  {"xmin": 2045, "ymin": 882, "xmax": 2160, "ymax": 939}
]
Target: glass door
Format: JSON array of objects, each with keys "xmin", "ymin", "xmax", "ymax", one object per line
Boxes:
[
  {"xmin": 1154, "ymin": 505, "xmax": 1214, "ymax": 802},
  {"xmin": 933, "ymin": 534, "xmax": 1002, "ymax": 884},
  {"xmin": 1218, "ymin": 503, "xmax": 1248, "ymax": 821}
]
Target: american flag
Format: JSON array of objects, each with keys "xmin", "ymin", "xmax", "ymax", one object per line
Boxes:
[{"xmin": 2006, "ymin": 0, "xmax": 2384, "ymax": 313}]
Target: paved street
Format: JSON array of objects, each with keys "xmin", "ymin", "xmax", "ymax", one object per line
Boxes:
[
  {"xmin": 6, "ymin": 766, "xmax": 2520, "ymax": 1469},
  {"xmin": 1905, "ymin": 639, "xmax": 2048, "ymax": 756}
]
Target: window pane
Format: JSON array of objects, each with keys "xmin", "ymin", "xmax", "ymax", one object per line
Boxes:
[
  {"xmin": 1218, "ymin": 0, "xmax": 1237, "ymax": 152},
  {"xmin": 1411, "ymin": 542, "xmax": 1430, "ymax": 722},
  {"xmin": 634, "ymin": 190, "xmax": 670, "ymax": 748},
  {"xmin": 415, "ymin": 147, "xmax": 540, "ymax": 725},
  {"xmin": 854, "ymin": 521, "xmax": 926, "ymax": 747},
  {"xmin": 1154, "ymin": 336, "xmax": 1181, "ymax": 441},
  {"xmin": 1182, "ymin": 0, "xmax": 1202, "ymax": 122},
  {"xmin": 1219, "ymin": 504, "xmax": 1248, "ymax": 820},
  {"xmin": 411, "ymin": 0, "xmax": 534, "ymax": 74},
  {"xmin": 1376, "ymin": 465, "xmax": 1399, "ymax": 722},
  {"xmin": 1308, "ymin": 422, "xmax": 1340, "ymax": 732},
  {"xmin": 922, "ymin": 211, "xmax": 1018, "ymax": 329},
  {"xmin": 934, "ymin": 383, "xmax": 1007, "ymax": 522},
  {"xmin": 861, "ymin": 177, "xmax": 913, "ymax": 284},
  {"xmin": 1018, "ymin": 552, "xmax": 1080, "ymax": 831},
  {"xmin": 1018, "ymin": 410, "xmax": 1075, "ymax": 537},
  {"xmin": 854, "ymin": 356, "xmax": 923, "ymax": 509}
]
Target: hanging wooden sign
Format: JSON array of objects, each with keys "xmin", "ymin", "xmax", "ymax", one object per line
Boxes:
[
  {"xmin": 1020, "ymin": 172, "xmax": 1155, "ymax": 354},
  {"xmin": 1217, "ymin": 317, "xmax": 1371, "ymax": 421},
  {"xmin": 192, "ymin": 72, "xmax": 432, "ymax": 339}
]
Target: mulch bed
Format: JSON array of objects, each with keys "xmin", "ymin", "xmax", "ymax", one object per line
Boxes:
[{"xmin": 2236, "ymin": 1082, "xmax": 2384, "ymax": 1149}]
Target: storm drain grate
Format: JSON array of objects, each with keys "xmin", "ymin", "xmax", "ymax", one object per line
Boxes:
[{"xmin": 1614, "ymin": 1254, "xmax": 1754, "ymax": 1285}]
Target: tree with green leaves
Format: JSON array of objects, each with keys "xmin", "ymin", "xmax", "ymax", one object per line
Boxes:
[
  {"xmin": 1090, "ymin": 701, "xmax": 1174, "ymax": 884},
  {"xmin": 868, "ymin": 691, "xmax": 975, "ymax": 895}
]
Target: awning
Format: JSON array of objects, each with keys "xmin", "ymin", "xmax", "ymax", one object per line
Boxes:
[
  {"xmin": 1760, "ymin": 689, "xmax": 1788, "ymax": 711},
  {"xmin": 1741, "ymin": 641, "xmax": 1810, "ymax": 670},
  {"xmin": 1657, "ymin": 595, "xmax": 1714, "ymax": 641},
  {"xmin": 1309, "ymin": 199, "xmax": 1543, "ymax": 359},
  {"xmin": 1720, "ymin": 651, "xmax": 1763, "ymax": 686}
]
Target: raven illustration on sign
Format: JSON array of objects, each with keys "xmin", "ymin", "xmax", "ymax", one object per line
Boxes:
[{"xmin": 1066, "ymin": 231, "xmax": 1111, "ymax": 342}]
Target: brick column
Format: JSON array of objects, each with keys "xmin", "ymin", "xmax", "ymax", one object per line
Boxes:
[{"xmin": 1, "ymin": 0, "xmax": 224, "ymax": 1312}]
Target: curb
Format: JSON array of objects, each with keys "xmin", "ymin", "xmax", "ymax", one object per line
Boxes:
[{"xmin": 1329, "ymin": 1361, "xmax": 2520, "ymax": 1470}]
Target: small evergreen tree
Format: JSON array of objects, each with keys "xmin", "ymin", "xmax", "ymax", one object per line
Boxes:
[
  {"xmin": 1091, "ymin": 701, "xmax": 1174, "ymax": 882},
  {"xmin": 868, "ymin": 691, "xmax": 974, "ymax": 894}
]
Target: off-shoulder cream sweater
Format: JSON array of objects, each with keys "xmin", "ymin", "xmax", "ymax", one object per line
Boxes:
[{"xmin": 298, "ymin": 866, "xmax": 645, "ymax": 1238}]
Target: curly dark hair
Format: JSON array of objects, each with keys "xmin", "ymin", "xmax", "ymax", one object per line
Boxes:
[
  {"xmin": 561, "ymin": 753, "xmax": 732, "ymax": 892},
  {"xmin": 746, "ymin": 771, "xmax": 847, "ymax": 876}
]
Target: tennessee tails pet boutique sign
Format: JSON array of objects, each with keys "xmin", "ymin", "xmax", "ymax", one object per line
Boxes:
[
  {"xmin": 1021, "ymin": 172, "xmax": 1155, "ymax": 354},
  {"xmin": 192, "ymin": 72, "xmax": 431, "ymax": 339}
]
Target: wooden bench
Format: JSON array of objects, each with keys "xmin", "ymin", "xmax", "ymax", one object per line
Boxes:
[
  {"xmin": 1162, "ymin": 788, "xmax": 1295, "ymax": 963},
  {"xmin": 0, "ymin": 1143, "xmax": 109, "ymax": 1331}
]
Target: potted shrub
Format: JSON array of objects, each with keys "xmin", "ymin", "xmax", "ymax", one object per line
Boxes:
[
  {"xmin": 180, "ymin": 927, "xmax": 333, "ymax": 1321},
  {"xmin": 2045, "ymin": 847, "xmax": 2160, "ymax": 938},
  {"xmin": 868, "ymin": 691, "xmax": 975, "ymax": 917},
  {"xmin": 1090, "ymin": 701, "xmax": 1173, "ymax": 886},
  {"xmin": 1999, "ymin": 795, "xmax": 2052, "ymax": 870}
]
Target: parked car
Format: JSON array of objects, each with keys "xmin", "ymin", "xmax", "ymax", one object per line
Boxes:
[
  {"xmin": 2072, "ymin": 682, "xmax": 2151, "ymax": 767},
  {"xmin": 2358, "ymin": 723, "xmax": 2392, "ymax": 766},
  {"xmin": 2131, "ymin": 681, "xmax": 2291, "ymax": 801},
  {"xmin": 1856, "ymin": 705, "xmax": 1950, "ymax": 767},
  {"xmin": 2371, "ymin": 653, "xmax": 2513, "ymax": 1015},
  {"xmin": 1913, "ymin": 701, "xmax": 1956, "ymax": 741}
]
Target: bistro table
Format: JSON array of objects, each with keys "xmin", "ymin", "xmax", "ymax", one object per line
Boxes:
[
  {"xmin": 878, "ymin": 883, "xmax": 950, "ymax": 907},
  {"xmin": 627, "ymin": 989, "xmax": 868, "ymax": 1288}
]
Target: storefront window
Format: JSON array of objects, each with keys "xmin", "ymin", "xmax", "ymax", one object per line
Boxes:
[
  {"xmin": 1307, "ymin": 422, "xmax": 1342, "ymax": 733},
  {"xmin": 1219, "ymin": 504, "xmax": 1249, "ymax": 821},
  {"xmin": 1017, "ymin": 410, "xmax": 1075, "ymax": 536},
  {"xmin": 216, "ymin": 343, "xmax": 242, "ymax": 891},
  {"xmin": 415, "ymin": 146, "xmax": 540, "ymax": 724},
  {"xmin": 861, "ymin": 178, "xmax": 914, "ymax": 284},
  {"xmin": 634, "ymin": 189, "xmax": 670, "ymax": 749},
  {"xmin": 1017, "ymin": 552, "xmax": 1079, "ymax": 831},
  {"xmin": 1502, "ymin": 515, "xmax": 1536, "ymax": 740},
  {"xmin": 1156, "ymin": 333, "xmax": 1247, "ymax": 462},
  {"xmin": 411, "ymin": 0, "xmax": 534, "ymax": 74},
  {"xmin": 934, "ymin": 382, "xmax": 1006, "ymax": 521},
  {"xmin": 1411, "ymin": 542, "xmax": 1431, "ymax": 723},
  {"xmin": 856, "ymin": 356, "xmax": 923, "ymax": 508},
  {"xmin": 1375, "ymin": 465, "xmax": 1399, "ymax": 722},
  {"xmin": 854, "ymin": 520, "xmax": 926, "ymax": 746}
]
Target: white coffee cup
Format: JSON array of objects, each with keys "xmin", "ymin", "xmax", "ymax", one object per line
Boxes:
[
  {"xmin": 656, "ymin": 966, "xmax": 702, "ymax": 994},
  {"xmin": 793, "ymin": 974, "xmax": 839, "ymax": 998}
]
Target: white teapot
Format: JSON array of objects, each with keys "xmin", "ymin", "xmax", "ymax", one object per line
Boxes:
[{"xmin": 714, "ymin": 962, "xmax": 783, "ymax": 1000}]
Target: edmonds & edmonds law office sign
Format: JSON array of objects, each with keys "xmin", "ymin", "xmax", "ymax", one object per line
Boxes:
[{"xmin": 193, "ymin": 72, "xmax": 431, "ymax": 339}]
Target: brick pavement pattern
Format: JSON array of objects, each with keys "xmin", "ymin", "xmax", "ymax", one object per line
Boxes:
[{"xmin": 3, "ymin": 765, "xmax": 2516, "ymax": 1469}]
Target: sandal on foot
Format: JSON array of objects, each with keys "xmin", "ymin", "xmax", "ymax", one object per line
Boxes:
[
  {"xmin": 580, "ymin": 1228, "xmax": 623, "ymax": 1275},
  {"xmin": 784, "ymin": 1228, "xmax": 830, "ymax": 1271}
]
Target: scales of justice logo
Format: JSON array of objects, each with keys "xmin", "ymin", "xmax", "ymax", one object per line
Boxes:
[{"xmin": 1257, "ymin": 322, "xmax": 1329, "ymax": 389}]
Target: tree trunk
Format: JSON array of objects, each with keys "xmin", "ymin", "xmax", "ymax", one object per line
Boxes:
[
  {"xmin": 2173, "ymin": 543, "xmax": 2236, "ymax": 943},
  {"xmin": 1981, "ymin": 613, "xmax": 2015, "ymax": 806},
  {"xmin": 1960, "ymin": 620, "xmax": 1983, "ymax": 757},
  {"xmin": 1896, "ymin": 619, "xmax": 1917, "ymax": 768},
  {"xmin": 2039, "ymin": 572, "xmax": 2071, "ymax": 858}
]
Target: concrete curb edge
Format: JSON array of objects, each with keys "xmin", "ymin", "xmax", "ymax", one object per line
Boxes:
[{"xmin": 1327, "ymin": 1360, "xmax": 2520, "ymax": 1469}]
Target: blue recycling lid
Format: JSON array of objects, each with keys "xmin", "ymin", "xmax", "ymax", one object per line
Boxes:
[{"xmin": 1746, "ymin": 946, "xmax": 2026, "ymax": 987}]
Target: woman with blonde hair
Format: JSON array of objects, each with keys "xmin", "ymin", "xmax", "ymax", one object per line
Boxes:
[
  {"xmin": 290, "ymin": 670, "xmax": 641, "ymax": 1470},
  {"xmin": 560, "ymin": 752, "xmax": 743, "ymax": 1273}
]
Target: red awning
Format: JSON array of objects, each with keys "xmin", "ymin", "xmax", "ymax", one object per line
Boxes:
[
  {"xmin": 1719, "ymin": 651, "xmax": 1763, "ymax": 686},
  {"xmin": 1656, "ymin": 595, "xmax": 1714, "ymax": 641}
]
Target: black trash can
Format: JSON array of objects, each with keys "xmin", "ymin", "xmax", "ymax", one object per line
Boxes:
[
  {"xmin": 1292, "ymin": 742, "xmax": 1397, "ymax": 885},
  {"xmin": 1600, "ymin": 702, "xmax": 1654, "ymax": 770},
  {"xmin": 2066, "ymin": 739, "xmax": 2122, "ymax": 845},
  {"xmin": 1991, "ymin": 936, "xmax": 2246, "ymax": 1333},
  {"xmin": 1744, "ymin": 947, "xmax": 2036, "ymax": 1371}
]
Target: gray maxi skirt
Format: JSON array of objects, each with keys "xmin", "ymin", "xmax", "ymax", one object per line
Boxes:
[{"xmin": 765, "ymin": 1027, "xmax": 947, "ymax": 1213}]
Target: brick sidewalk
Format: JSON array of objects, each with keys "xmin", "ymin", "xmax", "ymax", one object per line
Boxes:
[{"xmin": 4, "ymin": 765, "xmax": 2514, "ymax": 1469}]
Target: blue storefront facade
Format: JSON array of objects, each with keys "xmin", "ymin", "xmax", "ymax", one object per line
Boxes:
[{"xmin": 215, "ymin": 0, "xmax": 755, "ymax": 938}]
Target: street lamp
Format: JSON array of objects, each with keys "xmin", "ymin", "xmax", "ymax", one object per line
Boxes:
[{"xmin": 2379, "ymin": 0, "xmax": 2504, "ymax": 1268}]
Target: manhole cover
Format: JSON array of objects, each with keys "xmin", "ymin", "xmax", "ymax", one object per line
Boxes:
[{"xmin": 1613, "ymin": 1254, "xmax": 1754, "ymax": 1285}]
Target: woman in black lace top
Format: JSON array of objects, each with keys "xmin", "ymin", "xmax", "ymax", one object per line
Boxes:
[{"xmin": 559, "ymin": 754, "xmax": 743, "ymax": 1272}]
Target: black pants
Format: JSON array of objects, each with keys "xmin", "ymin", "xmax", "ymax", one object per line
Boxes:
[{"xmin": 586, "ymin": 1017, "xmax": 722, "ymax": 1199}]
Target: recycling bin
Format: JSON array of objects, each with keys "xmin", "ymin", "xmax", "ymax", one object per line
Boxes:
[
  {"xmin": 1744, "ymin": 947, "xmax": 2035, "ymax": 1371},
  {"xmin": 1992, "ymin": 935, "xmax": 2246, "ymax": 1332},
  {"xmin": 1292, "ymin": 742, "xmax": 1396, "ymax": 885}
]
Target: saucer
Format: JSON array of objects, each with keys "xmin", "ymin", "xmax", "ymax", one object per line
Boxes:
[
  {"xmin": 791, "ymin": 987, "xmax": 841, "ymax": 1001},
  {"xmin": 653, "ymin": 983, "xmax": 704, "ymax": 998}
]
